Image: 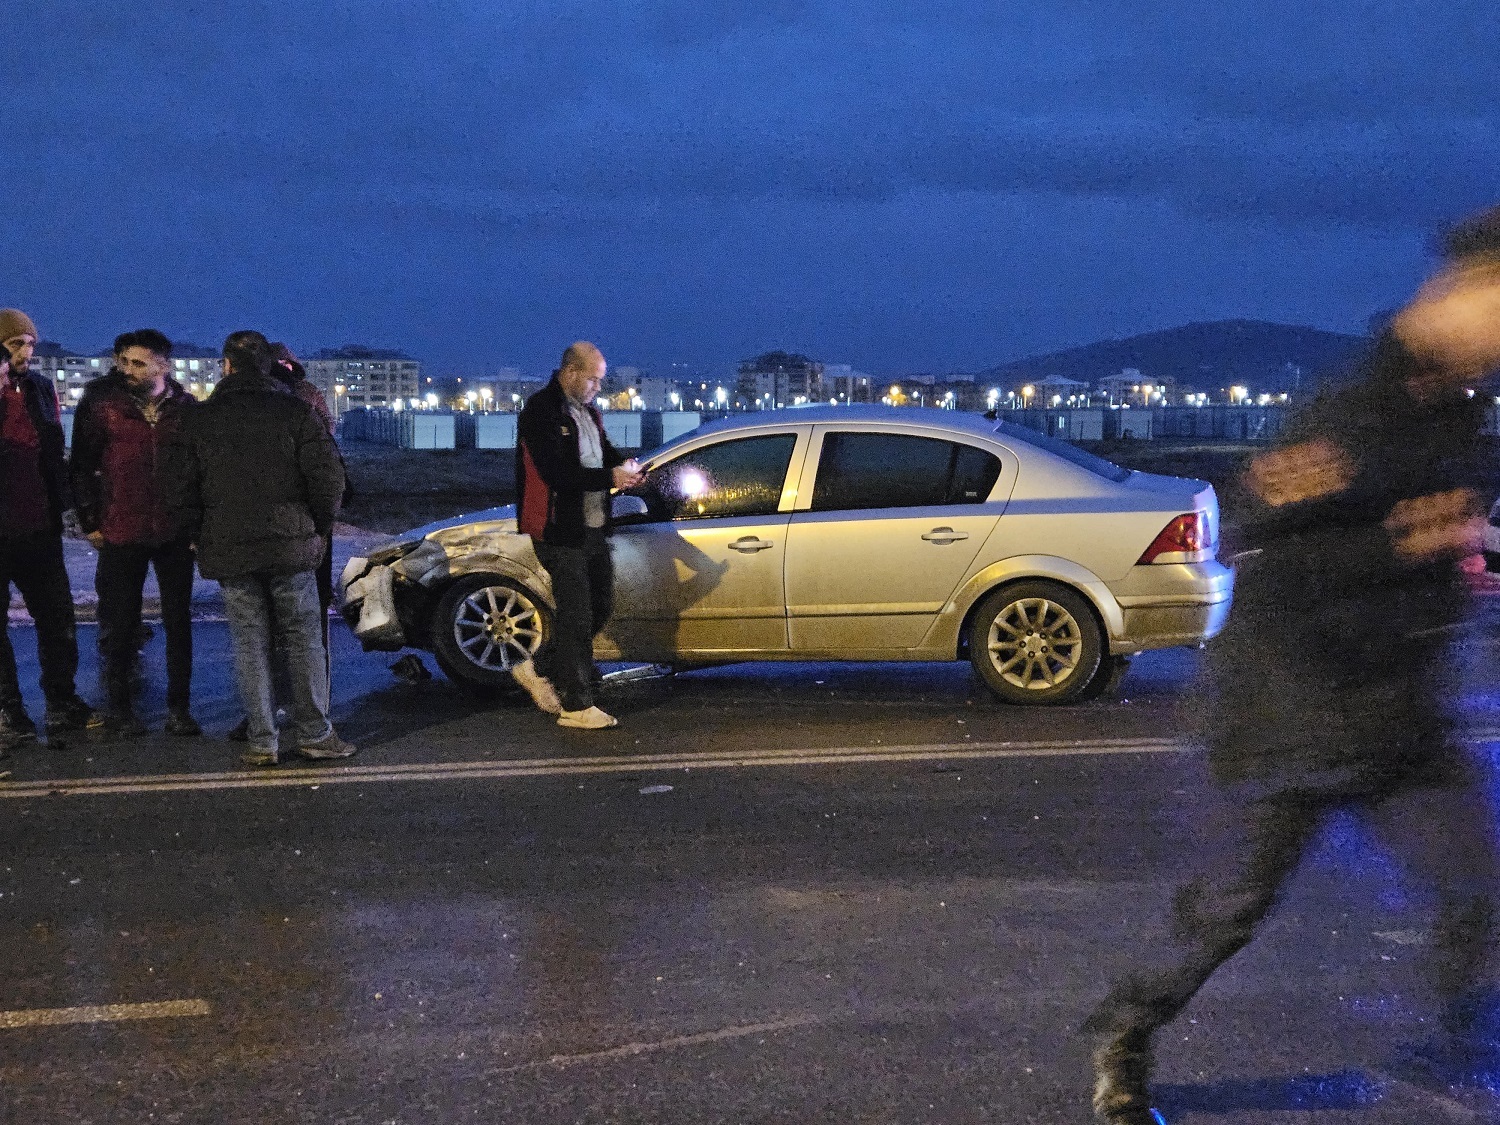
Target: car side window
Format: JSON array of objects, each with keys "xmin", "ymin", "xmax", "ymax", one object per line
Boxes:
[
  {"xmin": 810, "ymin": 432, "xmax": 1002, "ymax": 512},
  {"xmin": 631, "ymin": 433, "xmax": 798, "ymax": 522}
]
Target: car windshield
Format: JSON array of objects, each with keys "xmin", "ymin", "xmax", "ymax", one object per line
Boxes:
[{"xmin": 991, "ymin": 419, "xmax": 1132, "ymax": 482}]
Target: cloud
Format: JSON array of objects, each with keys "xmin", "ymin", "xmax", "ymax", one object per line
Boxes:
[
  {"xmin": 4, "ymin": 0, "xmax": 1496, "ymax": 368},
  {"xmin": 13, "ymin": 0, "xmax": 1496, "ymax": 231}
]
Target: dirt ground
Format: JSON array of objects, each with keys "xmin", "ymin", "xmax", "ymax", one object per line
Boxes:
[{"xmin": 337, "ymin": 442, "xmax": 519, "ymax": 533}]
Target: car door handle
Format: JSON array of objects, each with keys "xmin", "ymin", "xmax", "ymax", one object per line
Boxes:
[
  {"xmin": 729, "ymin": 536, "xmax": 775, "ymax": 553},
  {"xmin": 921, "ymin": 527, "xmax": 969, "ymax": 543}
]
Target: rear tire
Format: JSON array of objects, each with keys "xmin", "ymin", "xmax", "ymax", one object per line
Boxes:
[
  {"xmin": 430, "ymin": 574, "xmax": 552, "ymax": 695},
  {"xmin": 1076, "ymin": 655, "xmax": 1131, "ymax": 702},
  {"xmin": 968, "ymin": 581, "xmax": 1103, "ymax": 705}
]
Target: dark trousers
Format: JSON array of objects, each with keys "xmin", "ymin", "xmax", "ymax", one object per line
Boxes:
[
  {"xmin": 0, "ymin": 530, "xmax": 80, "ymax": 707},
  {"xmin": 96, "ymin": 538, "xmax": 195, "ymax": 712},
  {"xmin": 1088, "ymin": 763, "xmax": 1500, "ymax": 1039},
  {"xmin": 533, "ymin": 529, "xmax": 613, "ymax": 712},
  {"xmin": 316, "ymin": 533, "xmax": 332, "ymax": 678}
]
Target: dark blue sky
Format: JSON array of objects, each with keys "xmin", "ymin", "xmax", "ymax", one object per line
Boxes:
[{"xmin": 7, "ymin": 1, "xmax": 1497, "ymax": 376}]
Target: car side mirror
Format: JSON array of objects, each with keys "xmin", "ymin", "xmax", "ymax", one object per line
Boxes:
[{"xmin": 611, "ymin": 494, "xmax": 649, "ymax": 520}]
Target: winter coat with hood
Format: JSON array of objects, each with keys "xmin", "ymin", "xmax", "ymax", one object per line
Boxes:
[
  {"xmin": 1202, "ymin": 330, "xmax": 1488, "ymax": 793},
  {"xmin": 69, "ymin": 369, "xmax": 196, "ymax": 546},
  {"xmin": 165, "ymin": 368, "xmax": 345, "ymax": 581}
]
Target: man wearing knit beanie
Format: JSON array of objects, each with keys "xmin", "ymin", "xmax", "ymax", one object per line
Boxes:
[
  {"xmin": 0, "ymin": 308, "xmax": 98, "ymax": 756},
  {"xmin": 0, "ymin": 309, "xmax": 38, "ymax": 348}
]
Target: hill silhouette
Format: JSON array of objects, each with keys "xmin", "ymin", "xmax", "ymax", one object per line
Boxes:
[{"xmin": 971, "ymin": 320, "xmax": 1367, "ymax": 396}]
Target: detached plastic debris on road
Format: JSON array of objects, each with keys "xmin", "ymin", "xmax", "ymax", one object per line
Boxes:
[{"xmin": 389, "ymin": 654, "xmax": 432, "ymax": 683}]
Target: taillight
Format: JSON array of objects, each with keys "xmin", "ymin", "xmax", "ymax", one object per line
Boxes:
[{"xmin": 1138, "ymin": 512, "xmax": 1212, "ymax": 564}]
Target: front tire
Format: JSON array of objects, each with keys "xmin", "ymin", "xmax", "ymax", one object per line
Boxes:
[
  {"xmin": 430, "ymin": 574, "xmax": 552, "ymax": 694},
  {"xmin": 968, "ymin": 581, "xmax": 1103, "ymax": 705}
]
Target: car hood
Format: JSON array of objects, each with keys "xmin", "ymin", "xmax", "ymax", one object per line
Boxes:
[
  {"xmin": 419, "ymin": 504, "xmax": 520, "ymax": 547},
  {"xmin": 363, "ymin": 504, "xmax": 518, "ymax": 560}
]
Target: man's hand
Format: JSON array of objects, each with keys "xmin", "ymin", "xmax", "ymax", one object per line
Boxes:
[
  {"xmin": 1383, "ymin": 488, "xmax": 1484, "ymax": 564},
  {"xmin": 86, "ymin": 531, "xmax": 104, "ymax": 550},
  {"xmin": 1243, "ymin": 439, "xmax": 1353, "ymax": 508},
  {"xmin": 611, "ymin": 459, "xmax": 645, "ymax": 491}
]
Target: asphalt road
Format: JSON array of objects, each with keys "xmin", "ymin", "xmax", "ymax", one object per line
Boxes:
[{"xmin": 5, "ymin": 611, "xmax": 1500, "ymax": 1124}]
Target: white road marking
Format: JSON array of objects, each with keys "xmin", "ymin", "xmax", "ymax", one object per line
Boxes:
[
  {"xmin": 0, "ymin": 999, "xmax": 211, "ymax": 1030},
  {"xmin": 0, "ymin": 737, "xmax": 1183, "ymax": 799},
  {"xmin": 486, "ymin": 1014, "xmax": 821, "ymax": 1075},
  {"xmin": 5, "ymin": 728, "xmax": 1500, "ymax": 800}
]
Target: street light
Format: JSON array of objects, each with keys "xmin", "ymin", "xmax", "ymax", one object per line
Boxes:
[{"xmin": 479, "ymin": 386, "xmax": 493, "ymax": 411}]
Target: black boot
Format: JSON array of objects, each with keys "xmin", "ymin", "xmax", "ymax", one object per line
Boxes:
[
  {"xmin": 164, "ymin": 709, "xmax": 202, "ymax": 737},
  {"xmin": 0, "ymin": 701, "xmax": 37, "ymax": 752},
  {"xmin": 99, "ymin": 709, "xmax": 149, "ymax": 740}
]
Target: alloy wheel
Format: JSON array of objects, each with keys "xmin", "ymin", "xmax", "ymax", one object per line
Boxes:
[
  {"xmin": 986, "ymin": 596, "xmax": 1086, "ymax": 692},
  {"xmin": 451, "ymin": 584, "xmax": 544, "ymax": 672}
]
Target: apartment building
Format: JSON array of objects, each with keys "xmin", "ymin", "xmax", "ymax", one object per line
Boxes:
[{"xmin": 304, "ymin": 346, "xmax": 422, "ymax": 413}]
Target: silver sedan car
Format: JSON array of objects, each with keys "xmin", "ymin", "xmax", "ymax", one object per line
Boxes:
[{"xmin": 340, "ymin": 406, "xmax": 1233, "ymax": 704}]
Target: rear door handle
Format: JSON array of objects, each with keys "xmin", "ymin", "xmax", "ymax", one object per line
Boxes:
[
  {"xmin": 921, "ymin": 527, "xmax": 969, "ymax": 544},
  {"xmin": 729, "ymin": 536, "xmax": 775, "ymax": 553}
]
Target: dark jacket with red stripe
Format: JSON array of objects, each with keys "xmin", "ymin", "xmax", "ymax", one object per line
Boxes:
[
  {"xmin": 0, "ymin": 365, "xmax": 70, "ymax": 535},
  {"xmin": 70, "ymin": 371, "xmax": 196, "ymax": 545},
  {"xmin": 515, "ymin": 378, "xmax": 625, "ymax": 548}
]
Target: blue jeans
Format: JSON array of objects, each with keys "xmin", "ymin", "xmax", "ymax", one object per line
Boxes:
[{"xmin": 220, "ymin": 570, "xmax": 331, "ymax": 753}]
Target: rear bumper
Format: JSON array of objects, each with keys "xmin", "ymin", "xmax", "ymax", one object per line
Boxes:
[
  {"xmin": 1114, "ymin": 597, "xmax": 1232, "ymax": 653},
  {"xmin": 1109, "ymin": 561, "xmax": 1234, "ymax": 653}
]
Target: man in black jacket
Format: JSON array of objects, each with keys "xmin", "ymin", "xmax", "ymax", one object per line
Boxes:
[
  {"xmin": 167, "ymin": 330, "xmax": 352, "ymax": 767},
  {"xmin": 0, "ymin": 307, "xmax": 97, "ymax": 754},
  {"xmin": 1085, "ymin": 208, "xmax": 1500, "ymax": 1123},
  {"xmin": 514, "ymin": 341, "xmax": 642, "ymax": 729},
  {"xmin": 71, "ymin": 329, "xmax": 199, "ymax": 738}
]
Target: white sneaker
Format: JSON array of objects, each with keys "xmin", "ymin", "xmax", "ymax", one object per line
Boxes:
[
  {"xmin": 557, "ymin": 705, "xmax": 618, "ymax": 730},
  {"xmin": 511, "ymin": 660, "xmax": 561, "ymax": 714}
]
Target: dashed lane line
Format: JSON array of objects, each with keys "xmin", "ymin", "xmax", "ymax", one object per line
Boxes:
[
  {"xmin": 0, "ymin": 999, "xmax": 211, "ymax": 1030},
  {"xmin": 0, "ymin": 737, "xmax": 1184, "ymax": 798}
]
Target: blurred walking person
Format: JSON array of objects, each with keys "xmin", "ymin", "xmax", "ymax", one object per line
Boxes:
[
  {"xmin": 71, "ymin": 329, "xmax": 200, "ymax": 738},
  {"xmin": 0, "ymin": 308, "xmax": 97, "ymax": 755},
  {"xmin": 1084, "ymin": 207, "xmax": 1500, "ymax": 1123},
  {"xmin": 167, "ymin": 330, "xmax": 352, "ymax": 767}
]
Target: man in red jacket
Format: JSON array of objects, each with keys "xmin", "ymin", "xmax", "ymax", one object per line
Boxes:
[
  {"xmin": 71, "ymin": 329, "xmax": 200, "ymax": 737},
  {"xmin": 0, "ymin": 307, "xmax": 97, "ymax": 754},
  {"xmin": 514, "ymin": 342, "xmax": 642, "ymax": 729}
]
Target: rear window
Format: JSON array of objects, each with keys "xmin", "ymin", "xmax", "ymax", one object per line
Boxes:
[
  {"xmin": 992, "ymin": 420, "xmax": 1131, "ymax": 483},
  {"xmin": 811, "ymin": 432, "xmax": 1002, "ymax": 511}
]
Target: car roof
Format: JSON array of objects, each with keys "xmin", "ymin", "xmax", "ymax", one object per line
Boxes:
[{"xmin": 670, "ymin": 405, "xmax": 999, "ymax": 443}]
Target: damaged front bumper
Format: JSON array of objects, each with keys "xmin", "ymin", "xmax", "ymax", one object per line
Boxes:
[
  {"xmin": 339, "ymin": 539, "xmax": 450, "ymax": 651},
  {"xmin": 342, "ymin": 562, "xmax": 403, "ymax": 649}
]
